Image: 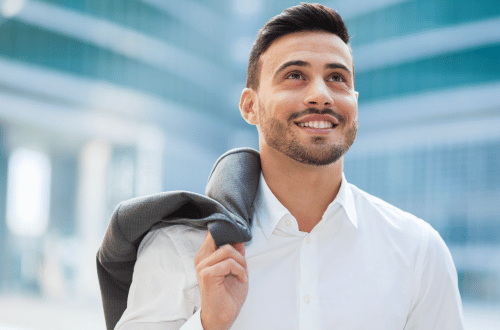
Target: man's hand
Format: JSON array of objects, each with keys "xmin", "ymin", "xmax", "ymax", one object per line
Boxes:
[{"xmin": 194, "ymin": 231, "xmax": 249, "ymax": 330}]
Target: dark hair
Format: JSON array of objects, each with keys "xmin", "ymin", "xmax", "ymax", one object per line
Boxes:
[{"xmin": 246, "ymin": 3, "xmax": 351, "ymax": 90}]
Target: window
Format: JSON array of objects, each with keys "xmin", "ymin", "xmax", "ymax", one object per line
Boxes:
[{"xmin": 6, "ymin": 148, "xmax": 51, "ymax": 237}]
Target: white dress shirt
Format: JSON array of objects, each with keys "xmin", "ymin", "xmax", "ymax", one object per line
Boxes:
[{"xmin": 115, "ymin": 174, "xmax": 464, "ymax": 330}]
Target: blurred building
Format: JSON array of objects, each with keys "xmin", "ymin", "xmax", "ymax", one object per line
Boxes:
[
  {"xmin": 0, "ymin": 0, "xmax": 258, "ymax": 304},
  {"xmin": 0, "ymin": 0, "xmax": 498, "ymax": 321}
]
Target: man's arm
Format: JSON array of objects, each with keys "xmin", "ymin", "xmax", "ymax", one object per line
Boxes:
[
  {"xmin": 115, "ymin": 227, "xmax": 248, "ymax": 330},
  {"xmin": 115, "ymin": 226, "xmax": 205, "ymax": 330},
  {"xmin": 194, "ymin": 231, "xmax": 249, "ymax": 330},
  {"xmin": 404, "ymin": 227, "xmax": 465, "ymax": 329}
]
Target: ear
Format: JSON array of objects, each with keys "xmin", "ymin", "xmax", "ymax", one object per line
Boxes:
[{"xmin": 239, "ymin": 88, "xmax": 259, "ymax": 125}]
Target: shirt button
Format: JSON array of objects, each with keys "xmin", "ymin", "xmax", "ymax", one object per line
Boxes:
[
  {"xmin": 305, "ymin": 236, "xmax": 311, "ymax": 244},
  {"xmin": 303, "ymin": 295, "xmax": 310, "ymax": 304},
  {"xmin": 285, "ymin": 219, "xmax": 292, "ymax": 227}
]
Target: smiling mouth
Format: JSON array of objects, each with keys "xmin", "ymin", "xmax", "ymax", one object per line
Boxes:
[{"xmin": 296, "ymin": 121, "xmax": 338, "ymax": 129}]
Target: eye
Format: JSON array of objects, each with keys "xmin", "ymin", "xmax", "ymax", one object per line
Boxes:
[
  {"xmin": 327, "ymin": 74, "xmax": 345, "ymax": 82},
  {"xmin": 285, "ymin": 72, "xmax": 304, "ymax": 80}
]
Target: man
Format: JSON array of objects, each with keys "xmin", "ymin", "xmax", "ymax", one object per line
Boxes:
[{"xmin": 115, "ymin": 3, "xmax": 464, "ymax": 329}]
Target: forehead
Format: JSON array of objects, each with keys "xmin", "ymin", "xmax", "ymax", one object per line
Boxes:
[{"xmin": 260, "ymin": 31, "xmax": 353, "ymax": 75}]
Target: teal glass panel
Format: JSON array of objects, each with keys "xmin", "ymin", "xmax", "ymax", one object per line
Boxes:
[
  {"xmin": 0, "ymin": 124, "xmax": 8, "ymax": 287},
  {"xmin": 39, "ymin": 0, "xmax": 225, "ymax": 65},
  {"xmin": 356, "ymin": 43, "xmax": 500, "ymax": 103},
  {"xmin": 0, "ymin": 20, "xmax": 230, "ymax": 118},
  {"xmin": 347, "ymin": 0, "xmax": 500, "ymax": 47},
  {"xmin": 485, "ymin": 142, "xmax": 500, "ymax": 190},
  {"xmin": 49, "ymin": 154, "xmax": 78, "ymax": 236}
]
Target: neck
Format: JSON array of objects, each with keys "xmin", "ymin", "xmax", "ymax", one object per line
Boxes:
[{"xmin": 260, "ymin": 146, "xmax": 343, "ymax": 233}]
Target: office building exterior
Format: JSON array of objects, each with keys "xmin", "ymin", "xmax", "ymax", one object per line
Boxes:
[{"xmin": 0, "ymin": 0, "xmax": 498, "ymax": 316}]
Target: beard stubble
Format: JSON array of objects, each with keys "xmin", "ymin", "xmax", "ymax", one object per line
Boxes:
[{"xmin": 259, "ymin": 106, "xmax": 357, "ymax": 166}]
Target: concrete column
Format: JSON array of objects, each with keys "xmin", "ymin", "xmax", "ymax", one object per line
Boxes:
[{"xmin": 75, "ymin": 140, "xmax": 111, "ymax": 301}]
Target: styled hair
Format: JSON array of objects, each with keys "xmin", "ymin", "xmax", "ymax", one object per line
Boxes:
[{"xmin": 246, "ymin": 3, "xmax": 351, "ymax": 90}]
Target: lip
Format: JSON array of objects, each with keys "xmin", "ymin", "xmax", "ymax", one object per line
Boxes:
[
  {"xmin": 294, "ymin": 114, "xmax": 339, "ymax": 126},
  {"xmin": 293, "ymin": 114, "xmax": 339, "ymax": 134}
]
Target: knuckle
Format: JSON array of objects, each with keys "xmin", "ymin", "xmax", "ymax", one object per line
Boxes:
[
  {"xmin": 224, "ymin": 244, "xmax": 240, "ymax": 257},
  {"xmin": 198, "ymin": 267, "xmax": 210, "ymax": 280},
  {"xmin": 229, "ymin": 258, "xmax": 239, "ymax": 268},
  {"xmin": 220, "ymin": 244, "xmax": 232, "ymax": 253},
  {"xmin": 228, "ymin": 258, "xmax": 243, "ymax": 273},
  {"xmin": 195, "ymin": 262, "xmax": 203, "ymax": 274}
]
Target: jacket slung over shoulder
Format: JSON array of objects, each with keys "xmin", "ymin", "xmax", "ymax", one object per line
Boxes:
[{"xmin": 96, "ymin": 148, "xmax": 261, "ymax": 330}]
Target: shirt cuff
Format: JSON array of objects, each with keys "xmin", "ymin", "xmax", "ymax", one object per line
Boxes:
[{"xmin": 180, "ymin": 309, "xmax": 204, "ymax": 330}]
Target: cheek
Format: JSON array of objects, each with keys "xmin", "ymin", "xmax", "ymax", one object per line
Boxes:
[
  {"xmin": 275, "ymin": 91, "xmax": 290, "ymax": 100},
  {"xmin": 273, "ymin": 92, "xmax": 301, "ymax": 116},
  {"xmin": 265, "ymin": 87, "xmax": 299, "ymax": 102},
  {"xmin": 338, "ymin": 94, "xmax": 358, "ymax": 120}
]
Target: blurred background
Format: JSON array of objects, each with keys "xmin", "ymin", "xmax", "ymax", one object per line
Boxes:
[{"xmin": 0, "ymin": 0, "xmax": 498, "ymax": 329}]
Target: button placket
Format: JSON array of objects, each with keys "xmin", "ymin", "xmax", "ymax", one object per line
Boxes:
[{"xmin": 299, "ymin": 231, "xmax": 319, "ymax": 328}]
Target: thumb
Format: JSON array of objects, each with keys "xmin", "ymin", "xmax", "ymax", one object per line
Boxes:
[
  {"xmin": 231, "ymin": 242, "xmax": 245, "ymax": 257},
  {"xmin": 194, "ymin": 231, "xmax": 217, "ymax": 265}
]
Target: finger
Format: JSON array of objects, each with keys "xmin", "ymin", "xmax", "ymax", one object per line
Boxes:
[
  {"xmin": 194, "ymin": 231, "xmax": 217, "ymax": 265},
  {"xmin": 197, "ymin": 244, "xmax": 247, "ymax": 271},
  {"xmin": 200, "ymin": 258, "xmax": 248, "ymax": 284},
  {"xmin": 231, "ymin": 242, "xmax": 245, "ymax": 257},
  {"xmin": 203, "ymin": 230, "xmax": 217, "ymax": 252}
]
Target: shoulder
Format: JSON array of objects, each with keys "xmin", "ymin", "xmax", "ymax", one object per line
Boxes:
[
  {"xmin": 347, "ymin": 183, "xmax": 459, "ymax": 287},
  {"xmin": 346, "ymin": 182, "xmax": 446, "ymax": 271},
  {"xmin": 347, "ymin": 182, "xmax": 456, "ymax": 271},
  {"xmin": 349, "ymin": 182, "xmax": 434, "ymax": 238}
]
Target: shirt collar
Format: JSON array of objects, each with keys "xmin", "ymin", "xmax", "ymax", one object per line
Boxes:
[
  {"xmin": 254, "ymin": 174, "xmax": 290, "ymax": 238},
  {"xmin": 333, "ymin": 173, "xmax": 358, "ymax": 228},
  {"xmin": 254, "ymin": 172, "xmax": 358, "ymax": 239}
]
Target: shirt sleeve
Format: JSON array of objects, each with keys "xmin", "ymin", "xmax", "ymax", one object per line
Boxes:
[
  {"xmin": 404, "ymin": 226, "xmax": 465, "ymax": 330},
  {"xmin": 115, "ymin": 226, "xmax": 204, "ymax": 330}
]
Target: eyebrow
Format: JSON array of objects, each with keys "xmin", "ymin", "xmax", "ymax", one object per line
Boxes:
[
  {"xmin": 325, "ymin": 63, "xmax": 352, "ymax": 76},
  {"xmin": 274, "ymin": 60, "xmax": 310, "ymax": 77},
  {"xmin": 274, "ymin": 60, "xmax": 352, "ymax": 78}
]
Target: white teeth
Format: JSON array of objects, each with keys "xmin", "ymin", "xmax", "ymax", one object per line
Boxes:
[{"xmin": 297, "ymin": 121, "xmax": 333, "ymax": 128}]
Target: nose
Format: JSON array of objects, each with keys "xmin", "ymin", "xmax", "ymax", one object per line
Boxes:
[{"xmin": 303, "ymin": 78, "xmax": 334, "ymax": 107}]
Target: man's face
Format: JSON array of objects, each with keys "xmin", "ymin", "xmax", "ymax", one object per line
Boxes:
[{"xmin": 245, "ymin": 31, "xmax": 358, "ymax": 166}]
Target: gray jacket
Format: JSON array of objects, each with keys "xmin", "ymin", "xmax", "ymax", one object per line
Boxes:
[{"xmin": 96, "ymin": 148, "xmax": 261, "ymax": 330}]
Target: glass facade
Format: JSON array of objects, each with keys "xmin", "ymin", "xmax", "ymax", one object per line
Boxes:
[
  {"xmin": 348, "ymin": 0, "xmax": 500, "ymax": 46},
  {"xmin": 356, "ymin": 44, "xmax": 500, "ymax": 102},
  {"xmin": 0, "ymin": 19, "xmax": 231, "ymax": 121}
]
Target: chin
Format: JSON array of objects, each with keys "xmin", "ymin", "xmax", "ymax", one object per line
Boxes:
[{"xmin": 279, "ymin": 143, "xmax": 347, "ymax": 166}]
